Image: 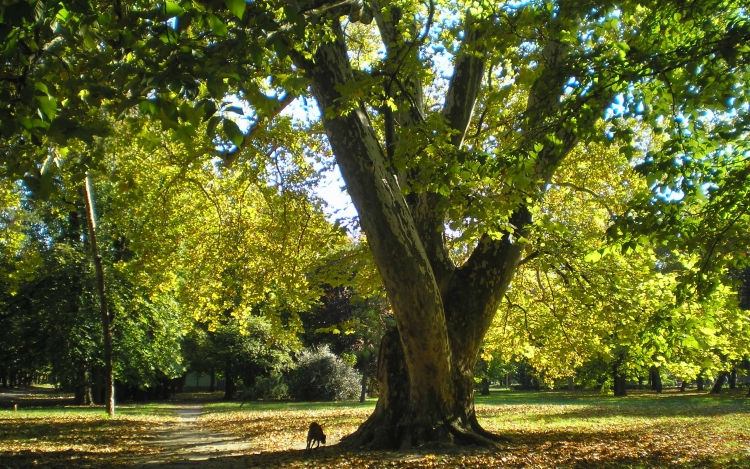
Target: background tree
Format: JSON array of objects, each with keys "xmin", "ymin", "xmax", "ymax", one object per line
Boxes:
[
  {"xmin": 2, "ymin": 0, "xmax": 749, "ymax": 448},
  {"xmin": 303, "ymin": 240, "xmax": 392, "ymax": 401}
]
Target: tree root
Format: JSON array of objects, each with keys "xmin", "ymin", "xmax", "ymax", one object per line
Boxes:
[{"xmin": 340, "ymin": 411, "xmax": 508, "ymax": 450}]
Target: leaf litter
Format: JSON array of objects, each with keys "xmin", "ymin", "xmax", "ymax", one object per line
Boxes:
[{"xmin": 1, "ymin": 389, "xmax": 748, "ymax": 468}]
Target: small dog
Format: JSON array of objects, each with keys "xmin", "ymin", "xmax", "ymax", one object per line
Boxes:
[{"xmin": 306, "ymin": 422, "xmax": 326, "ymax": 451}]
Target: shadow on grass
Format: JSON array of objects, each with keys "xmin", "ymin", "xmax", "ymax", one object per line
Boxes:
[
  {"xmin": 0, "ymin": 415, "xmax": 167, "ymax": 443},
  {"xmin": 2, "ymin": 431, "xmax": 749, "ymax": 469},
  {"xmin": 476, "ymin": 389, "xmax": 750, "ymax": 421}
]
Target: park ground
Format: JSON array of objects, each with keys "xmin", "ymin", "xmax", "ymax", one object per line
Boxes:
[{"xmin": 1, "ymin": 386, "xmax": 749, "ymax": 468}]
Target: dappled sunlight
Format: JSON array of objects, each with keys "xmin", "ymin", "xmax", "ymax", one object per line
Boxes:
[
  {"xmin": 0, "ymin": 409, "xmax": 176, "ymax": 467},
  {"xmin": 199, "ymin": 406, "xmax": 374, "ymax": 452},
  {"xmin": 1, "ymin": 391, "xmax": 749, "ymax": 468}
]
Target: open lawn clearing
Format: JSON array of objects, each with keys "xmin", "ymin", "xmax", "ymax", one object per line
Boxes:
[
  {"xmin": 199, "ymin": 389, "xmax": 750, "ymax": 468},
  {"xmin": 0, "ymin": 388, "xmax": 748, "ymax": 468},
  {"xmin": 0, "ymin": 386, "xmax": 177, "ymax": 468}
]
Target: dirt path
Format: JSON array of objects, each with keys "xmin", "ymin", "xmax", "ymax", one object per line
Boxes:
[{"xmin": 131, "ymin": 404, "xmax": 258, "ymax": 468}]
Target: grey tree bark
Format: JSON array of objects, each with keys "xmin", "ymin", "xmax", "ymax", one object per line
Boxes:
[
  {"xmin": 288, "ymin": 3, "xmax": 607, "ymax": 448},
  {"xmin": 83, "ymin": 173, "xmax": 115, "ymax": 418}
]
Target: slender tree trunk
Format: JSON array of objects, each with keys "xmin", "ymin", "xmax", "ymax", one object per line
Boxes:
[
  {"xmin": 568, "ymin": 377, "xmax": 575, "ymax": 391},
  {"xmin": 680, "ymin": 380, "xmax": 686, "ymax": 392},
  {"xmin": 209, "ymin": 370, "xmax": 215, "ymax": 392},
  {"xmin": 359, "ymin": 353, "xmax": 368, "ymax": 403},
  {"xmin": 83, "ymin": 172, "xmax": 115, "ymax": 418},
  {"xmin": 697, "ymin": 375, "xmax": 704, "ymax": 391}
]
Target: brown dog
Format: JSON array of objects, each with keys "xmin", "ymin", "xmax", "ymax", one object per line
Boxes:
[{"xmin": 306, "ymin": 422, "xmax": 326, "ymax": 451}]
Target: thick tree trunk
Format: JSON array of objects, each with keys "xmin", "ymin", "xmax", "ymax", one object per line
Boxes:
[
  {"xmin": 224, "ymin": 361, "xmax": 234, "ymax": 400},
  {"xmin": 342, "ymin": 328, "xmax": 503, "ymax": 449},
  {"xmin": 650, "ymin": 366, "xmax": 662, "ymax": 393},
  {"xmin": 479, "ymin": 379, "xmax": 490, "ymax": 396},
  {"xmin": 697, "ymin": 375, "xmax": 704, "ymax": 391},
  {"xmin": 91, "ymin": 366, "xmax": 104, "ymax": 405},
  {"xmin": 613, "ymin": 356, "xmax": 627, "ymax": 397},
  {"xmin": 209, "ymin": 370, "xmax": 215, "ymax": 392},
  {"xmin": 711, "ymin": 372, "xmax": 728, "ymax": 394},
  {"xmin": 73, "ymin": 367, "xmax": 93, "ymax": 405},
  {"xmin": 729, "ymin": 368, "xmax": 737, "ymax": 389},
  {"xmin": 294, "ymin": 5, "xmax": 584, "ymax": 449},
  {"xmin": 83, "ymin": 173, "xmax": 115, "ymax": 418}
]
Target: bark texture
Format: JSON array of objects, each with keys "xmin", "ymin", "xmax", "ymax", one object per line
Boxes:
[{"xmin": 290, "ymin": 3, "xmax": 606, "ymax": 448}]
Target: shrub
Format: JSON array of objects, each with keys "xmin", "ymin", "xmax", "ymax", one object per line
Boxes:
[
  {"xmin": 286, "ymin": 346, "xmax": 361, "ymax": 401},
  {"xmin": 243, "ymin": 371, "xmax": 289, "ymax": 400}
]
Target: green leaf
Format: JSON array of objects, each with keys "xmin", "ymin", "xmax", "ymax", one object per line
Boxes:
[
  {"xmin": 83, "ymin": 34, "xmax": 97, "ymax": 50},
  {"xmin": 225, "ymin": 0, "xmax": 245, "ymax": 19},
  {"xmin": 165, "ymin": 1, "xmax": 184, "ymax": 15},
  {"xmin": 682, "ymin": 336, "xmax": 699, "ymax": 349},
  {"xmin": 584, "ymin": 250, "xmax": 602, "ymax": 263},
  {"xmin": 208, "ymin": 14, "xmax": 228, "ymax": 37},
  {"xmin": 36, "ymin": 96, "xmax": 57, "ymax": 120},
  {"xmin": 223, "ymin": 118, "xmax": 243, "ymax": 147},
  {"xmin": 207, "ymin": 115, "xmax": 221, "ymax": 135}
]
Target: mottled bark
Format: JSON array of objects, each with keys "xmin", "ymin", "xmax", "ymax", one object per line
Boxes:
[
  {"xmin": 291, "ymin": 3, "xmax": 593, "ymax": 449},
  {"xmin": 300, "ymin": 22, "xmax": 456, "ymax": 446}
]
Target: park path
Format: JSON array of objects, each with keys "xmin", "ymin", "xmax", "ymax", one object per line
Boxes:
[{"xmin": 131, "ymin": 404, "xmax": 258, "ymax": 468}]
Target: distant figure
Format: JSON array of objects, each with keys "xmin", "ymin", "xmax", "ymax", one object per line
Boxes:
[{"xmin": 306, "ymin": 422, "xmax": 326, "ymax": 451}]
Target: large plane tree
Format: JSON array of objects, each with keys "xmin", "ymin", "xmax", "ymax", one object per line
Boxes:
[{"xmin": 2, "ymin": 0, "xmax": 749, "ymax": 449}]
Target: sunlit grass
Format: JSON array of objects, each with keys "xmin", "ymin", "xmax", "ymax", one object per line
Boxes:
[
  {"xmin": 0, "ymin": 392, "xmax": 177, "ymax": 468},
  {"xmin": 0, "ymin": 388, "xmax": 748, "ymax": 468}
]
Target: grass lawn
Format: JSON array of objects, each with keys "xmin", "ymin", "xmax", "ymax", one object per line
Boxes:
[
  {"xmin": 0, "ymin": 387, "xmax": 748, "ymax": 468},
  {"xmin": 0, "ymin": 388, "xmax": 178, "ymax": 468},
  {"xmin": 198, "ymin": 388, "xmax": 750, "ymax": 468}
]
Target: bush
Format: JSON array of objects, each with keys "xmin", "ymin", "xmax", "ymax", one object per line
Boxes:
[
  {"xmin": 243, "ymin": 371, "xmax": 289, "ymax": 401},
  {"xmin": 286, "ymin": 346, "xmax": 361, "ymax": 401}
]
